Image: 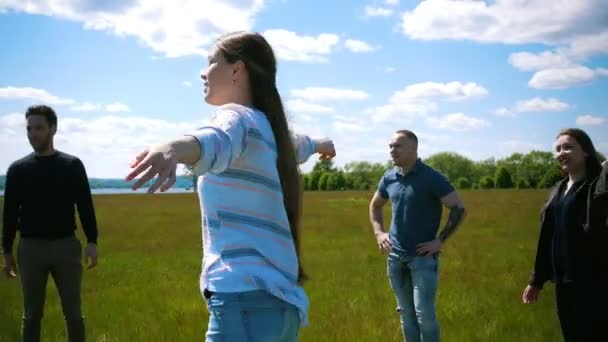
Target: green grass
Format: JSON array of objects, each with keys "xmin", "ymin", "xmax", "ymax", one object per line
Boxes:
[{"xmin": 0, "ymin": 190, "xmax": 560, "ymax": 341}]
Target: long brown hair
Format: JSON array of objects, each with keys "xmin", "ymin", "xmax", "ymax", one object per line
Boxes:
[
  {"xmin": 556, "ymin": 128, "xmax": 602, "ymax": 179},
  {"xmin": 217, "ymin": 31, "xmax": 306, "ymax": 282}
]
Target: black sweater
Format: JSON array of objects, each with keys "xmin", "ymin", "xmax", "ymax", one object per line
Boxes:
[{"xmin": 2, "ymin": 151, "xmax": 98, "ymax": 254}]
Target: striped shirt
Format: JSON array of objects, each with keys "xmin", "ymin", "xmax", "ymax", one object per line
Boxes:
[{"xmin": 186, "ymin": 103, "xmax": 316, "ymax": 325}]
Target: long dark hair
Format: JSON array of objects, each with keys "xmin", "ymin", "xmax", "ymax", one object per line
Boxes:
[
  {"xmin": 217, "ymin": 31, "xmax": 306, "ymax": 282},
  {"xmin": 556, "ymin": 128, "xmax": 602, "ymax": 180}
]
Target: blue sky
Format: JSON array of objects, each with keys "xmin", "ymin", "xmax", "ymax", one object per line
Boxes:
[{"xmin": 1, "ymin": 0, "xmax": 607, "ymax": 177}]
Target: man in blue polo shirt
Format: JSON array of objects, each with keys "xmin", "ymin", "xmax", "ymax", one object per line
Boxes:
[{"xmin": 369, "ymin": 129, "xmax": 466, "ymax": 342}]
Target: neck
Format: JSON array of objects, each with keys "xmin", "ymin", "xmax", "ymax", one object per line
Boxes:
[
  {"xmin": 568, "ymin": 167, "xmax": 586, "ymax": 183},
  {"xmin": 231, "ymin": 86, "xmax": 254, "ymax": 108},
  {"xmin": 35, "ymin": 145, "xmax": 56, "ymax": 157},
  {"xmin": 397, "ymin": 159, "xmax": 417, "ymax": 174}
]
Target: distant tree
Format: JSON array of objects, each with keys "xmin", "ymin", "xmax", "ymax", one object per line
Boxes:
[
  {"xmin": 457, "ymin": 177, "xmax": 471, "ymax": 189},
  {"xmin": 313, "ymin": 159, "xmax": 335, "ymax": 173},
  {"xmin": 318, "ymin": 172, "xmax": 331, "ymax": 191},
  {"xmin": 480, "ymin": 176, "xmax": 495, "ymax": 189},
  {"xmin": 515, "ymin": 178, "xmax": 530, "ymax": 189},
  {"xmin": 472, "ymin": 158, "xmax": 497, "ymax": 186},
  {"xmin": 518, "ymin": 151, "xmax": 555, "ymax": 188},
  {"xmin": 494, "ymin": 167, "xmax": 514, "ymax": 189},
  {"xmin": 309, "ymin": 171, "xmax": 322, "ymax": 191},
  {"xmin": 425, "ymin": 152, "xmax": 475, "ymax": 183},
  {"xmin": 538, "ymin": 166, "xmax": 564, "ymax": 188}
]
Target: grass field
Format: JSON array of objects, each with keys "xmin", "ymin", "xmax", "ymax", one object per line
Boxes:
[{"xmin": 0, "ymin": 190, "xmax": 561, "ymax": 341}]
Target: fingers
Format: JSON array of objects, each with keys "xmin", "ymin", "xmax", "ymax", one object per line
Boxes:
[
  {"xmin": 3, "ymin": 265, "xmax": 16, "ymax": 278},
  {"xmin": 416, "ymin": 243, "xmax": 428, "ymax": 255},
  {"xmin": 130, "ymin": 164, "xmax": 159, "ymax": 190},
  {"xmin": 148, "ymin": 162, "xmax": 177, "ymax": 193},
  {"xmin": 86, "ymin": 250, "xmax": 98, "ymax": 270},
  {"xmin": 319, "ymin": 151, "xmax": 336, "ymax": 160},
  {"xmin": 159, "ymin": 166, "xmax": 177, "ymax": 192},
  {"xmin": 88, "ymin": 254, "xmax": 98, "ymax": 269},
  {"xmin": 378, "ymin": 239, "xmax": 391, "ymax": 253},
  {"xmin": 147, "ymin": 167, "xmax": 171, "ymax": 193},
  {"xmin": 126, "ymin": 156, "xmax": 152, "ymax": 183},
  {"xmin": 129, "ymin": 149, "xmax": 149, "ymax": 168},
  {"xmin": 522, "ymin": 287, "xmax": 537, "ymax": 304}
]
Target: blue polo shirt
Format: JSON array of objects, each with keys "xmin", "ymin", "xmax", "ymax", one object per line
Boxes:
[{"xmin": 377, "ymin": 159, "xmax": 454, "ymax": 257}]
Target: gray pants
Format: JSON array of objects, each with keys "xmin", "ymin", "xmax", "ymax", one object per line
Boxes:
[{"xmin": 17, "ymin": 237, "xmax": 85, "ymax": 342}]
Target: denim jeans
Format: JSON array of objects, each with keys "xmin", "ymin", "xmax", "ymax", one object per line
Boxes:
[
  {"xmin": 205, "ymin": 290, "xmax": 300, "ymax": 342},
  {"xmin": 387, "ymin": 252, "xmax": 440, "ymax": 342}
]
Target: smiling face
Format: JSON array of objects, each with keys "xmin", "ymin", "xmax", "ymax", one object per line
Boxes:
[{"xmin": 554, "ymin": 134, "xmax": 588, "ymax": 175}]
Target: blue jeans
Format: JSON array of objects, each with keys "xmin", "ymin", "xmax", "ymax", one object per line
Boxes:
[
  {"xmin": 387, "ymin": 252, "xmax": 440, "ymax": 342},
  {"xmin": 205, "ymin": 290, "xmax": 300, "ymax": 342}
]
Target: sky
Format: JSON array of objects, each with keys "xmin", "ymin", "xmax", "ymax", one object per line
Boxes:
[{"xmin": 0, "ymin": 0, "xmax": 607, "ymax": 178}]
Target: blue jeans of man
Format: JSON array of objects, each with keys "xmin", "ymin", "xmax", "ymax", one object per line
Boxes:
[{"xmin": 387, "ymin": 252, "xmax": 440, "ymax": 342}]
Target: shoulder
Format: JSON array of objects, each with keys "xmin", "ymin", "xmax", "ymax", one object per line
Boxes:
[
  {"xmin": 214, "ymin": 103, "xmax": 255, "ymax": 119},
  {"xmin": 211, "ymin": 103, "xmax": 255, "ymax": 129},
  {"xmin": 56, "ymin": 152, "xmax": 85, "ymax": 169},
  {"xmin": 7, "ymin": 154, "xmax": 35, "ymax": 173},
  {"xmin": 382, "ymin": 168, "xmax": 397, "ymax": 180},
  {"xmin": 57, "ymin": 151, "xmax": 80, "ymax": 163},
  {"xmin": 420, "ymin": 162, "xmax": 448, "ymax": 182}
]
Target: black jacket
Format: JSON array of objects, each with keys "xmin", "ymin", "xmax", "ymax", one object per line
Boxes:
[{"xmin": 529, "ymin": 165, "xmax": 608, "ymax": 288}]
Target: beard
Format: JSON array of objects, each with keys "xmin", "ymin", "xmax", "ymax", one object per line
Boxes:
[{"xmin": 29, "ymin": 134, "xmax": 52, "ymax": 152}]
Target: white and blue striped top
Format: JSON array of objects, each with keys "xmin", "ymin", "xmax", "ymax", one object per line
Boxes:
[{"xmin": 186, "ymin": 103, "xmax": 316, "ymax": 325}]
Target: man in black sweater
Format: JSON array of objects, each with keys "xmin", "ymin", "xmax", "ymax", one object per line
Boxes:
[{"xmin": 2, "ymin": 105, "xmax": 98, "ymax": 342}]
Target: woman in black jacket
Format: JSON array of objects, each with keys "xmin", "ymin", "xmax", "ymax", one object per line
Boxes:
[{"xmin": 522, "ymin": 128, "xmax": 607, "ymax": 341}]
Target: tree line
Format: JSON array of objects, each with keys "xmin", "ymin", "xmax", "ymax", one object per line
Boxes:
[{"xmin": 302, "ymin": 150, "xmax": 606, "ymax": 191}]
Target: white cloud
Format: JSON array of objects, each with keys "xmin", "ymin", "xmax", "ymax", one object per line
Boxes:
[
  {"xmin": 263, "ymin": 29, "xmax": 340, "ymax": 63},
  {"xmin": 182, "ymin": 81, "xmax": 193, "ymax": 87},
  {"xmin": 71, "ymin": 102, "xmax": 101, "ymax": 112},
  {"xmin": 290, "ymin": 87, "xmax": 369, "ymax": 102},
  {"xmin": 509, "ymin": 51, "xmax": 572, "ymax": 71},
  {"xmin": 515, "ymin": 97, "xmax": 570, "ymax": 112},
  {"xmin": 0, "ymin": 112, "xmax": 205, "ymax": 177},
  {"xmin": 576, "ymin": 115, "xmax": 606, "ymax": 126},
  {"xmin": 344, "ymin": 39, "xmax": 376, "ymax": 53},
  {"xmin": 369, "ymin": 102, "xmax": 437, "ymax": 125},
  {"xmin": 0, "ymin": 112, "xmax": 25, "ymax": 137},
  {"xmin": 426, "ymin": 113, "xmax": 489, "ymax": 131},
  {"xmin": 391, "ymin": 81, "xmax": 488, "ymax": 102},
  {"xmin": 499, "ymin": 140, "xmax": 545, "ymax": 156},
  {"xmin": 0, "ymin": 0, "xmax": 266, "ymax": 58},
  {"xmin": 332, "ymin": 115, "xmax": 371, "ymax": 133},
  {"xmin": 565, "ymin": 31, "xmax": 608, "ymax": 60},
  {"xmin": 285, "ymin": 99, "xmax": 333, "ymax": 113},
  {"xmin": 385, "ymin": 66, "xmax": 397, "ymax": 73},
  {"xmin": 385, "ymin": 0, "xmax": 399, "ymax": 6},
  {"xmin": 494, "ymin": 107, "xmax": 514, "ymax": 117},
  {"xmin": 401, "ymin": 0, "xmax": 608, "ymax": 90},
  {"xmin": 400, "ymin": 0, "xmax": 608, "ymax": 55},
  {"xmin": 364, "ymin": 6, "xmax": 393, "ymax": 17},
  {"xmin": 528, "ymin": 66, "xmax": 607, "ymax": 89},
  {"xmin": 105, "ymin": 102, "xmax": 130, "ymax": 112},
  {"xmin": 368, "ymin": 81, "xmax": 487, "ymax": 124},
  {"xmin": 0, "ymin": 86, "xmax": 75, "ymax": 105}
]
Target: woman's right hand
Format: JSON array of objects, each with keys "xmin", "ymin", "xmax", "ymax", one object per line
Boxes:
[
  {"xmin": 126, "ymin": 144, "xmax": 178, "ymax": 193},
  {"xmin": 314, "ymin": 138, "xmax": 336, "ymax": 160},
  {"xmin": 522, "ymin": 285, "xmax": 541, "ymax": 304}
]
